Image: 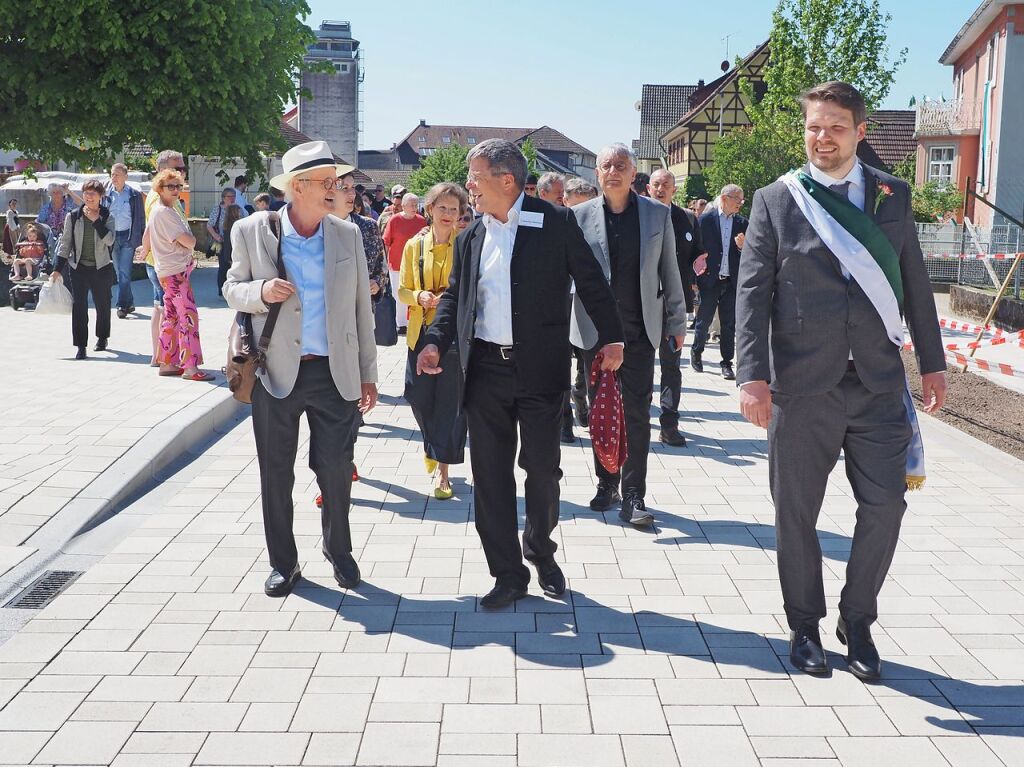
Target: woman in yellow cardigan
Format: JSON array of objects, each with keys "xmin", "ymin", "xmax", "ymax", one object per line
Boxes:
[{"xmin": 400, "ymin": 182, "xmax": 470, "ymax": 499}]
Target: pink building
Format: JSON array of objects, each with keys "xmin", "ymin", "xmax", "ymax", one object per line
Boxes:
[{"xmin": 915, "ymin": 1, "xmax": 1024, "ymax": 226}]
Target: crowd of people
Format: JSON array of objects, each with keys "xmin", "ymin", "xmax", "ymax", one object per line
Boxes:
[{"xmin": 7, "ymin": 80, "xmax": 952, "ymax": 684}]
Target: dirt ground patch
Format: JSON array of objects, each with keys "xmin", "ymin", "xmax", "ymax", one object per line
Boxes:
[{"xmin": 903, "ymin": 349, "xmax": 1024, "ymax": 461}]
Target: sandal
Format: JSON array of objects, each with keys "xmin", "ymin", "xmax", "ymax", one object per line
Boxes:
[
  {"xmin": 182, "ymin": 371, "xmax": 215, "ymax": 382},
  {"xmin": 434, "ymin": 475, "xmax": 454, "ymax": 500}
]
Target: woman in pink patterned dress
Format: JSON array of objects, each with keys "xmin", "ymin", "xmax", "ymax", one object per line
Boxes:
[{"xmin": 147, "ymin": 169, "xmax": 212, "ymax": 381}]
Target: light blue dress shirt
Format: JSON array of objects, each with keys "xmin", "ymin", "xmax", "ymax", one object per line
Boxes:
[
  {"xmin": 106, "ymin": 186, "xmax": 133, "ymax": 232},
  {"xmin": 280, "ymin": 206, "xmax": 329, "ymax": 356},
  {"xmin": 718, "ymin": 209, "xmax": 734, "ymax": 278}
]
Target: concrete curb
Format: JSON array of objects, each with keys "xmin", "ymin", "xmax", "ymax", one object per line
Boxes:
[{"xmin": 0, "ymin": 386, "xmax": 247, "ymax": 600}]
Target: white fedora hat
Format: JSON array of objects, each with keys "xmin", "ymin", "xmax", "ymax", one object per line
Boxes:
[{"xmin": 270, "ymin": 140, "xmax": 355, "ymax": 190}]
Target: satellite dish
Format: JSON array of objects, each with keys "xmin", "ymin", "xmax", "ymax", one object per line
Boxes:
[{"xmin": 721, "ymin": 60, "xmax": 730, "ymax": 72}]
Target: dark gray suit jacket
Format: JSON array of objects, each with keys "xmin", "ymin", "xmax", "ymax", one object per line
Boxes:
[
  {"xmin": 735, "ymin": 163, "xmax": 945, "ymax": 396},
  {"xmin": 570, "ymin": 194, "xmax": 687, "ymax": 351}
]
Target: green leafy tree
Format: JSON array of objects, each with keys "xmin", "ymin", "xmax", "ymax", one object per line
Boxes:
[
  {"xmin": 680, "ymin": 172, "xmax": 709, "ymax": 205},
  {"xmin": 890, "ymin": 152, "xmax": 917, "ymax": 186},
  {"xmin": 708, "ymin": 0, "xmax": 907, "ymax": 201},
  {"xmin": 911, "ymin": 181, "xmax": 963, "ymax": 224},
  {"xmin": 407, "ymin": 144, "xmax": 469, "ymax": 196},
  {"xmin": 0, "ymin": 1, "xmax": 320, "ymax": 179},
  {"xmin": 519, "ymin": 138, "xmax": 543, "ymax": 178}
]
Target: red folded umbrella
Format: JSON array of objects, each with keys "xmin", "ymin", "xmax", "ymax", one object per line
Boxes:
[{"xmin": 588, "ymin": 352, "xmax": 628, "ymax": 474}]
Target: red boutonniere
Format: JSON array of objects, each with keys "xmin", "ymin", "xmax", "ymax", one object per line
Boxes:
[{"xmin": 874, "ymin": 183, "xmax": 893, "ymax": 214}]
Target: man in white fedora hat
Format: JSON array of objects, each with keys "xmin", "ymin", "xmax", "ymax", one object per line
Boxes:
[{"xmin": 224, "ymin": 140, "xmax": 379, "ymax": 597}]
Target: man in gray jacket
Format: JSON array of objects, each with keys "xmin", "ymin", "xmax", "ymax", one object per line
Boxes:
[
  {"xmin": 736, "ymin": 82, "xmax": 946, "ymax": 680},
  {"xmin": 572, "ymin": 143, "xmax": 687, "ymax": 526},
  {"xmin": 225, "ymin": 141, "xmax": 378, "ymax": 598}
]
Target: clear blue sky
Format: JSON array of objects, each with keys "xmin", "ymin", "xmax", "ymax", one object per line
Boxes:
[{"xmin": 305, "ymin": 0, "xmax": 973, "ymax": 154}]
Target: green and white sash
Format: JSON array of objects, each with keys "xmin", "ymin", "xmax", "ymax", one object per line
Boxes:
[{"xmin": 781, "ymin": 170, "xmax": 926, "ymax": 490}]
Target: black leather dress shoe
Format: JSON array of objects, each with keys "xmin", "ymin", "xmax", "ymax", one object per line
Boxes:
[
  {"xmin": 789, "ymin": 625, "xmax": 828, "ymax": 674},
  {"xmin": 573, "ymin": 398, "xmax": 589, "ymax": 428},
  {"xmin": 560, "ymin": 422, "xmax": 576, "ymax": 444},
  {"xmin": 534, "ymin": 561, "xmax": 566, "ymax": 597},
  {"xmin": 619, "ymin": 493, "xmax": 654, "ymax": 526},
  {"xmin": 264, "ymin": 565, "xmax": 301, "ymax": 597},
  {"xmin": 720, "ymin": 361, "xmax": 736, "ymax": 380},
  {"xmin": 75, "ymin": 347, "xmax": 87, "ymax": 360},
  {"xmin": 659, "ymin": 426, "xmax": 687, "ymax": 447},
  {"xmin": 837, "ymin": 617, "xmax": 881, "ymax": 681},
  {"xmin": 480, "ymin": 581, "xmax": 528, "ymax": 610},
  {"xmin": 94, "ymin": 338, "xmax": 108, "ymax": 352},
  {"xmin": 330, "ymin": 552, "xmax": 361, "ymax": 589},
  {"xmin": 117, "ymin": 307, "xmax": 127, "ymax": 319},
  {"xmin": 590, "ymin": 483, "xmax": 621, "ymax": 511},
  {"xmin": 690, "ymin": 352, "xmax": 703, "ymax": 373}
]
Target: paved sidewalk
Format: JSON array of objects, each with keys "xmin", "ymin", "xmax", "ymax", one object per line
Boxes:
[
  {"xmin": 0, "ymin": 264, "xmax": 236, "ymax": 580},
  {"xmin": 1, "ymin": 332, "xmax": 1023, "ymax": 766}
]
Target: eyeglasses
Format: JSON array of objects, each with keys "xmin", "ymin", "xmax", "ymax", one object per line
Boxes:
[
  {"xmin": 298, "ymin": 177, "xmax": 343, "ymax": 191},
  {"xmin": 598, "ymin": 161, "xmax": 631, "ymax": 173},
  {"xmin": 172, "ymin": 166, "xmax": 187, "ymax": 175},
  {"xmin": 164, "ymin": 184, "xmax": 183, "ymax": 191}
]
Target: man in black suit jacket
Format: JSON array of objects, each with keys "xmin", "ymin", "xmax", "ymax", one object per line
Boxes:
[
  {"xmin": 418, "ymin": 139, "xmax": 624, "ymax": 609},
  {"xmin": 692, "ymin": 185, "xmax": 748, "ymax": 381},
  {"xmin": 648, "ymin": 169, "xmax": 704, "ymax": 446},
  {"xmin": 736, "ymin": 82, "xmax": 947, "ymax": 680}
]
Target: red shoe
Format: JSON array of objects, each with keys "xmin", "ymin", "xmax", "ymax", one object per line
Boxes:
[{"xmin": 314, "ymin": 466, "xmax": 358, "ymax": 508}]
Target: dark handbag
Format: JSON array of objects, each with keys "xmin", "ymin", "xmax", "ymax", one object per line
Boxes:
[
  {"xmin": 373, "ymin": 288, "xmax": 399, "ymax": 346},
  {"xmin": 225, "ymin": 212, "xmax": 286, "ymax": 403}
]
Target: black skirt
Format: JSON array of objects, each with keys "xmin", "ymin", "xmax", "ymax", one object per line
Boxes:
[{"xmin": 404, "ymin": 342, "xmax": 467, "ymax": 466}]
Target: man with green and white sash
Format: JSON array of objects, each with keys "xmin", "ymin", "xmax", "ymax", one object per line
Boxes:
[{"xmin": 736, "ymin": 81, "xmax": 947, "ymax": 681}]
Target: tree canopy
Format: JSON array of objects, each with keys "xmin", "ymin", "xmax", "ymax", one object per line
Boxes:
[
  {"xmin": 0, "ymin": 0, "xmax": 318, "ymax": 178},
  {"xmin": 706, "ymin": 0, "xmax": 907, "ymax": 209},
  {"xmin": 407, "ymin": 144, "xmax": 469, "ymax": 196}
]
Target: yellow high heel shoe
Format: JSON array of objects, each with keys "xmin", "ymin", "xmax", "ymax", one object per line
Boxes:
[{"xmin": 434, "ymin": 472, "xmax": 454, "ymax": 500}]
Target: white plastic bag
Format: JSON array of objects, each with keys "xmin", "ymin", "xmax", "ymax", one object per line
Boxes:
[{"xmin": 35, "ymin": 280, "xmax": 73, "ymax": 314}]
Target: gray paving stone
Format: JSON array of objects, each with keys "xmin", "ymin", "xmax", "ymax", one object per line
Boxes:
[
  {"xmin": 34, "ymin": 720, "xmax": 136, "ymax": 764},
  {"xmin": 356, "ymin": 722, "xmax": 440, "ymax": 766},
  {"xmin": 518, "ymin": 734, "xmax": 625, "ymax": 767},
  {"xmin": 195, "ymin": 731, "xmax": 311, "ymax": 765}
]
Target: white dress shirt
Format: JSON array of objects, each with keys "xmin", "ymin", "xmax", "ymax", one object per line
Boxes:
[
  {"xmin": 474, "ymin": 192, "xmax": 525, "ymax": 345},
  {"xmin": 718, "ymin": 206, "xmax": 734, "ymax": 278}
]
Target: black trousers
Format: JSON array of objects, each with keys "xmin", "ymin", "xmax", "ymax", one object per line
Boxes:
[
  {"xmin": 71, "ymin": 263, "xmax": 113, "ymax": 348},
  {"xmin": 562, "ymin": 346, "xmax": 589, "ymax": 428},
  {"xmin": 464, "ymin": 342, "xmax": 562, "ymax": 589},
  {"xmin": 252, "ymin": 358, "xmax": 360, "ymax": 575},
  {"xmin": 583, "ymin": 336, "xmax": 656, "ymax": 497},
  {"xmin": 405, "ymin": 345, "xmax": 467, "ymax": 465},
  {"xmin": 692, "ymin": 277, "xmax": 736, "ymax": 362},
  {"xmin": 769, "ymin": 369, "xmax": 912, "ymax": 630},
  {"xmin": 658, "ymin": 335, "xmax": 682, "ymax": 429},
  {"xmin": 216, "ymin": 243, "xmax": 232, "ymax": 297}
]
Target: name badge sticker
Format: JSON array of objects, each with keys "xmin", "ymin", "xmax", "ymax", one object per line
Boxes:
[
  {"xmin": 519, "ymin": 211, "xmax": 544, "ymax": 228},
  {"xmin": 685, "ymin": 232, "xmax": 693, "ymax": 241}
]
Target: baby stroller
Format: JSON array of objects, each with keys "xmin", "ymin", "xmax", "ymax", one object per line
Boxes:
[{"xmin": 6, "ymin": 222, "xmax": 54, "ymax": 310}]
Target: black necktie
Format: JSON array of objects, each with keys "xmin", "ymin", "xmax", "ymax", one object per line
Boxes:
[{"xmin": 830, "ymin": 181, "xmax": 851, "ymax": 201}]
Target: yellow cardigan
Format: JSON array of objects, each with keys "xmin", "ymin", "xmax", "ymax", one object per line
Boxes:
[{"xmin": 398, "ymin": 229, "xmax": 455, "ymax": 350}]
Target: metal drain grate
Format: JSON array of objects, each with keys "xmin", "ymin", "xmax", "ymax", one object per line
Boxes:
[{"xmin": 4, "ymin": 570, "xmax": 83, "ymax": 610}]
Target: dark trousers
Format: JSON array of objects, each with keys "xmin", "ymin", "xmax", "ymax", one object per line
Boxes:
[
  {"xmin": 583, "ymin": 336, "xmax": 656, "ymax": 497},
  {"xmin": 252, "ymin": 358, "xmax": 360, "ymax": 575},
  {"xmin": 658, "ymin": 335, "xmax": 682, "ymax": 429},
  {"xmin": 464, "ymin": 342, "xmax": 562, "ymax": 589},
  {"xmin": 562, "ymin": 346, "xmax": 589, "ymax": 428},
  {"xmin": 216, "ymin": 244, "xmax": 232, "ymax": 297},
  {"xmin": 692, "ymin": 278, "xmax": 736, "ymax": 362},
  {"xmin": 769, "ymin": 369, "xmax": 912, "ymax": 630},
  {"xmin": 71, "ymin": 263, "xmax": 113, "ymax": 348}
]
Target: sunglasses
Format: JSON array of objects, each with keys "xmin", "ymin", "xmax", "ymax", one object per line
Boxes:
[{"xmin": 164, "ymin": 184, "xmax": 183, "ymax": 191}]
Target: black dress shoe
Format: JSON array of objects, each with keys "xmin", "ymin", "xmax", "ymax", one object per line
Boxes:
[
  {"xmin": 576, "ymin": 410, "xmax": 589, "ymax": 428},
  {"xmin": 720, "ymin": 361, "xmax": 735, "ymax": 380},
  {"xmin": 116, "ymin": 307, "xmax": 127, "ymax": 319},
  {"xmin": 589, "ymin": 482, "xmax": 621, "ymax": 511},
  {"xmin": 264, "ymin": 565, "xmax": 301, "ymax": 597},
  {"xmin": 534, "ymin": 561, "xmax": 566, "ymax": 597},
  {"xmin": 75, "ymin": 347, "xmax": 87, "ymax": 360},
  {"xmin": 329, "ymin": 552, "xmax": 361, "ymax": 589},
  {"xmin": 659, "ymin": 426, "xmax": 687, "ymax": 447},
  {"xmin": 619, "ymin": 493, "xmax": 654, "ymax": 526},
  {"xmin": 94, "ymin": 338, "xmax": 107, "ymax": 352},
  {"xmin": 690, "ymin": 352, "xmax": 703, "ymax": 373},
  {"xmin": 560, "ymin": 422, "xmax": 576, "ymax": 444},
  {"xmin": 480, "ymin": 581, "xmax": 528, "ymax": 610},
  {"xmin": 789, "ymin": 625, "xmax": 828, "ymax": 675},
  {"xmin": 837, "ymin": 617, "xmax": 882, "ymax": 681}
]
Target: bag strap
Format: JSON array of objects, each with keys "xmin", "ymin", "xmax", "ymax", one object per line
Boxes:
[
  {"xmin": 254, "ymin": 212, "xmax": 287, "ymax": 367},
  {"xmin": 418, "ymin": 236, "xmax": 426, "ymax": 292}
]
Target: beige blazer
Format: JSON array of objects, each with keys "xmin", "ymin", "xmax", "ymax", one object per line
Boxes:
[{"xmin": 224, "ymin": 210, "xmax": 378, "ymax": 400}]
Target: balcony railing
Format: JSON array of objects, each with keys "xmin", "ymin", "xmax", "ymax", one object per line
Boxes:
[{"xmin": 915, "ymin": 99, "xmax": 983, "ymax": 136}]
